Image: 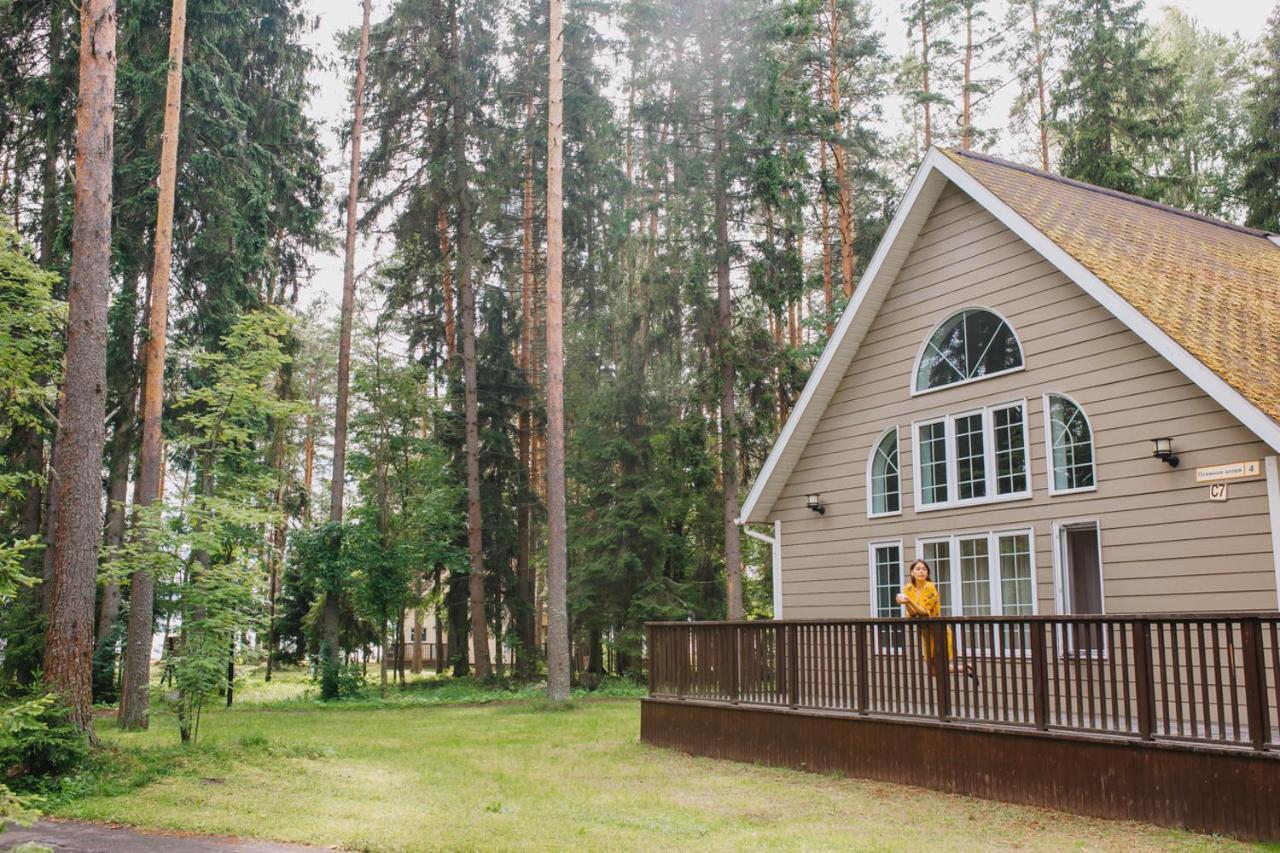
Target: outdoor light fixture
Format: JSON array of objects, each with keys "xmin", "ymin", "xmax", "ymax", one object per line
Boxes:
[
  {"xmin": 1151, "ymin": 437, "xmax": 1179, "ymax": 468},
  {"xmin": 805, "ymin": 494, "xmax": 826, "ymax": 515}
]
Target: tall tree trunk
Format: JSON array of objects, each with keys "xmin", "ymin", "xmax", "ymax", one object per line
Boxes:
[
  {"xmin": 96, "ymin": 339, "xmax": 137, "ymax": 646},
  {"xmin": 545, "ymin": 0, "xmax": 570, "ymax": 702},
  {"xmin": 439, "ymin": 206, "xmax": 455, "ymax": 369},
  {"xmin": 817, "ymin": 70, "xmax": 833, "ymax": 336},
  {"xmin": 515, "ymin": 76, "xmax": 536, "ymax": 681},
  {"xmin": 1032, "ymin": 0, "xmax": 1049, "ymax": 171},
  {"xmin": 45, "ymin": 0, "xmax": 118, "ymax": 734},
  {"xmin": 712, "ymin": 52, "xmax": 743, "ymax": 622},
  {"xmin": 921, "ymin": 4, "xmax": 933, "ymax": 150},
  {"xmin": 451, "ymin": 0, "xmax": 491, "ymax": 681},
  {"xmin": 118, "ymin": 0, "xmax": 185, "ymax": 731},
  {"xmin": 827, "ymin": 0, "xmax": 856, "ymax": 298},
  {"xmin": 962, "ymin": 3, "xmax": 973, "ymax": 149},
  {"xmin": 324, "ymin": 0, "xmax": 371, "ymax": 696}
]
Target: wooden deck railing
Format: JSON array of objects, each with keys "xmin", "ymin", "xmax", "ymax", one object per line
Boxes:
[{"xmin": 647, "ymin": 614, "xmax": 1280, "ymax": 751}]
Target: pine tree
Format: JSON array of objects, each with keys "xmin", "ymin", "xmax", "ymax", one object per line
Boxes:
[
  {"xmin": 1241, "ymin": 3, "xmax": 1280, "ymax": 231},
  {"xmin": 118, "ymin": 0, "xmax": 187, "ymax": 732},
  {"xmin": 43, "ymin": 0, "xmax": 117, "ymax": 735},
  {"xmin": 1051, "ymin": 0, "xmax": 1177, "ymax": 198}
]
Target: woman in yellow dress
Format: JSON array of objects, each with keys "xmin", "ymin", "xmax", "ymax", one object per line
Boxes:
[{"xmin": 896, "ymin": 560, "xmax": 975, "ymax": 682}]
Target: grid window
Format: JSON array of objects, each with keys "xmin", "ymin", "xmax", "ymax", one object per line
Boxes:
[
  {"xmin": 873, "ymin": 544, "xmax": 903, "ymax": 618},
  {"xmin": 870, "ymin": 429, "xmax": 900, "ymax": 515},
  {"xmin": 993, "ymin": 404, "xmax": 1028, "ymax": 495},
  {"xmin": 917, "ymin": 421, "xmax": 948, "ymax": 505},
  {"xmin": 959, "ymin": 537, "xmax": 991, "ymax": 616},
  {"xmin": 920, "ymin": 539, "xmax": 954, "ymax": 615},
  {"xmin": 1049, "ymin": 395, "xmax": 1095, "ymax": 491},
  {"xmin": 997, "ymin": 533, "xmax": 1035, "ymax": 615},
  {"xmin": 954, "ymin": 413, "xmax": 986, "ymax": 500}
]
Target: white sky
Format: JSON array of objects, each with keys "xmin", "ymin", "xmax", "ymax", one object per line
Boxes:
[{"xmin": 299, "ymin": 0, "xmax": 1276, "ymax": 310}]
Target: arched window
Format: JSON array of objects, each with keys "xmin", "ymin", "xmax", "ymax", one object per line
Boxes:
[
  {"xmin": 868, "ymin": 428, "xmax": 900, "ymax": 516},
  {"xmin": 1046, "ymin": 394, "xmax": 1095, "ymax": 493},
  {"xmin": 914, "ymin": 308, "xmax": 1023, "ymax": 393}
]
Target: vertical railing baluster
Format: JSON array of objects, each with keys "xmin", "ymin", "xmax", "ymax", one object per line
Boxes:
[
  {"xmin": 1184, "ymin": 622, "xmax": 1197, "ymax": 739},
  {"xmin": 1051, "ymin": 622, "xmax": 1063, "ymax": 727},
  {"xmin": 787, "ymin": 623, "xmax": 799, "ymax": 709},
  {"xmin": 1228, "ymin": 623, "xmax": 1242, "ymax": 741},
  {"xmin": 1031, "ymin": 620, "xmax": 1049, "ymax": 730},
  {"xmin": 855, "ymin": 622, "xmax": 868, "ymax": 714},
  {"xmin": 1241, "ymin": 617, "xmax": 1270, "ymax": 751},
  {"xmin": 933, "ymin": 620, "xmax": 950, "ymax": 722},
  {"xmin": 729, "ymin": 625, "xmax": 739, "ymax": 704},
  {"xmin": 1133, "ymin": 618, "xmax": 1155, "ymax": 740},
  {"xmin": 1213, "ymin": 623, "xmax": 1226, "ymax": 739},
  {"xmin": 1197, "ymin": 622, "xmax": 1210, "ymax": 740},
  {"xmin": 1120, "ymin": 623, "xmax": 1132, "ymax": 733}
]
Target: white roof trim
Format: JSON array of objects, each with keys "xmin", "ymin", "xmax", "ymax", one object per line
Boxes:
[{"xmin": 740, "ymin": 148, "xmax": 1280, "ymax": 524}]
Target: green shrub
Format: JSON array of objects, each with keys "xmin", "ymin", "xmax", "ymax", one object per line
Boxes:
[{"xmin": 0, "ymin": 692, "xmax": 91, "ymax": 785}]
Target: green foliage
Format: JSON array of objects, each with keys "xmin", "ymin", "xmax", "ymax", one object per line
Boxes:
[
  {"xmin": 1240, "ymin": 4, "xmax": 1280, "ymax": 231},
  {"xmin": 0, "ymin": 692, "xmax": 90, "ymax": 786},
  {"xmin": 1051, "ymin": 0, "xmax": 1179, "ymax": 198}
]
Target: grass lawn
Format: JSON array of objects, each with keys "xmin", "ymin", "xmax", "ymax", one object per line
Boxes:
[{"xmin": 48, "ymin": 667, "xmax": 1252, "ymax": 852}]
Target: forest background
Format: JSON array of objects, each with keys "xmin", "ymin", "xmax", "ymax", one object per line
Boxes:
[{"xmin": 1, "ymin": 0, "xmax": 1279, "ymax": 766}]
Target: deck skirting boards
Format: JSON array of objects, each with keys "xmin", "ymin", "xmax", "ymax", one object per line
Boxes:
[{"xmin": 640, "ymin": 697, "xmax": 1279, "ymax": 841}]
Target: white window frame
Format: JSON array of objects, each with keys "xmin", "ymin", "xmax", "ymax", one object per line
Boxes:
[
  {"xmin": 1042, "ymin": 392, "xmax": 1098, "ymax": 496},
  {"xmin": 866, "ymin": 426, "xmax": 902, "ymax": 519},
  {"xmin": 868, "ymin": 539, "xmax": 905, "ymax": 618},
  {"xmin": 911, "ymin": 416, "xmax": 949, "ymax": 510},
  {"xmin": 1050, "ymin": 518, "xmax": 1106, "ymax": 616},
  {"xmin": 915, "ymin": 534, "xmax": 959, "ymax": 616},
  {"xmin": 912, "ymin": 400, "xmax": 1032, "ymax": 513},
  {"xmin": 912, "ymin": 527, "xmax": 1038, "ymax": 618},
  {"xmin": 910, "ymin": 305, "xmax": 1027, "ymax": 397}
]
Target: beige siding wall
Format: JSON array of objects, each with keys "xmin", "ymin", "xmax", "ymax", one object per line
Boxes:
[{"xmin": 772, "ymin": 183, "xmax": 1278, "ymax": 618}]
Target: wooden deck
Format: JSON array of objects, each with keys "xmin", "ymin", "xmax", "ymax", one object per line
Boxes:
[{"xmin": 642, "ymin": 615, "xmax": 1280, "ymax": 841}]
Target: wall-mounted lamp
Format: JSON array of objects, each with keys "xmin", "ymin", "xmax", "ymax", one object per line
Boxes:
[
  {"xmin": 805, "ymin": 494, "xmax": 826, "ymax": 515},
  {"xmin": 1151, "ymin": 437, "xmax": 1179, "ymax": 468}
]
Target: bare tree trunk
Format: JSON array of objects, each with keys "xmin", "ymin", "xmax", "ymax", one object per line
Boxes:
[
  {"xmin": 921, "ymin": 3, "xmax": 933, "ymax": 151},
  {"xmin": 827, "ymin": 0, "xmax": 856, "ymax": 298},
  {"xmin": 711, "ymin": 50, "xmax": 743, "ymax": 622},
  {"xmin": 450, "ymin": 0, "xmax": 491, "ymax": 681},
  {"xmin": 324, "ymin": 0, "xmax": 371, "ymax": 694},
  {"xmin": 516, "ymin": 76, "xmax": 536, "ymax": 681},
  {"xmin": 817, "ymin": 70, "xmax": 833, "ymax": 336},
  {"xmin": 45, "ymin": 0, "xmax": 117, "ymax": 735},
  {"xmin": 1032, "ymin": 0, "xmax": 1049, "ymax": 171},
  {"xmin": 962, "ymin": 3, "xmax": 973, "ymax": 149},
  {"xmin": 118, "ymin": 0, "xmax": 185, "ymax": 731},
  {"xmin": 545, "ymin": 0, "xmax": 569, "ymax": 702}
]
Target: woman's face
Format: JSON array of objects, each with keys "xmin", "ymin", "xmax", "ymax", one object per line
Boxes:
[{"xmin": 910, "ymin": 562, "xmax": 929, "ymax": 583}]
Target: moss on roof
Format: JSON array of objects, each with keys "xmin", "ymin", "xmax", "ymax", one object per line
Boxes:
[{"xmin": 944, "ymin": 148, "xmax": 1280, "ymax": 427}]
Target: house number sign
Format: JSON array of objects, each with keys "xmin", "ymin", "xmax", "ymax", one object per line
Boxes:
[
  {"xmin": 1208, "ymin": 483, "xmax": 1228, "ymax": 502},
  {"xmin": 1195, "ymin": 460, "xmax": 1261, "ymax": 483}
]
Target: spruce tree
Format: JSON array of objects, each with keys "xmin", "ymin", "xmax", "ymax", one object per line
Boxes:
[
  {"xmin": 1051, "ymin": 0, "xmax": 1177, "ymax": 198},
  {"xmin": 1241, "ymin": 3, "xmax": 1280, "ymax": 232}
]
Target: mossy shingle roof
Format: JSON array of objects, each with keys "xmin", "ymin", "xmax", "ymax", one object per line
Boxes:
[{"xmin": 944, "ymin": 148, "xmax": 1280, "ymax": 425}]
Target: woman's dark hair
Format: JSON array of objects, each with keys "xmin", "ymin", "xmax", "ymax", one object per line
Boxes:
[{"xmin": 907, "ymin": 559, "xmax": 931, "ymax": 582}]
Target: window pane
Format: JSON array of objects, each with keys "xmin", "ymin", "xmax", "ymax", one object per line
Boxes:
[
  {"xmin": 916, "ymin": 310, "xmax": 1024, "ymax": 392},
  {"xmin": 959, "ymin": 537, "xmax": 991, "ymax": 615},
  {"xmin": 955, "ymin": 413, "xmax": 986, "ymax": 500},
  {"xmin": 871, "ymin": 430, "xmax": 899, "ymax": 514},
  {"xmin": 917, "ymin": 421, "xmax": 948, "ymax": 505},
  {"xmin": 997, "ymin": 533, "xmax": 1034, "ymax": 615},
  {"xmin": 873, "ymin": 545, "xmax": 902, "ymax": 618},
  {"xmin": 1050, "ymin": 396, "xmax": 1095, "ymax": 491},
  {"xmin": 993, "ymin": 404, "xmax": 1027, "ymax": 495},
  {"xmin": 966, "ymin": 311, "xmax": 1023, "ymax": 378},
  {"xmin": 922, "ymin": 540, "xmax": 953, "ymax": 615},
  {"xmin": 915, "ymin": 313, "xmax": 967, "ymax": 391}
]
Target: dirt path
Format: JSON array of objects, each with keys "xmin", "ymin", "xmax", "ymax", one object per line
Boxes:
[{"xmin": 2, "ymin": 819, "xmax": 324, "ymax": 852}]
